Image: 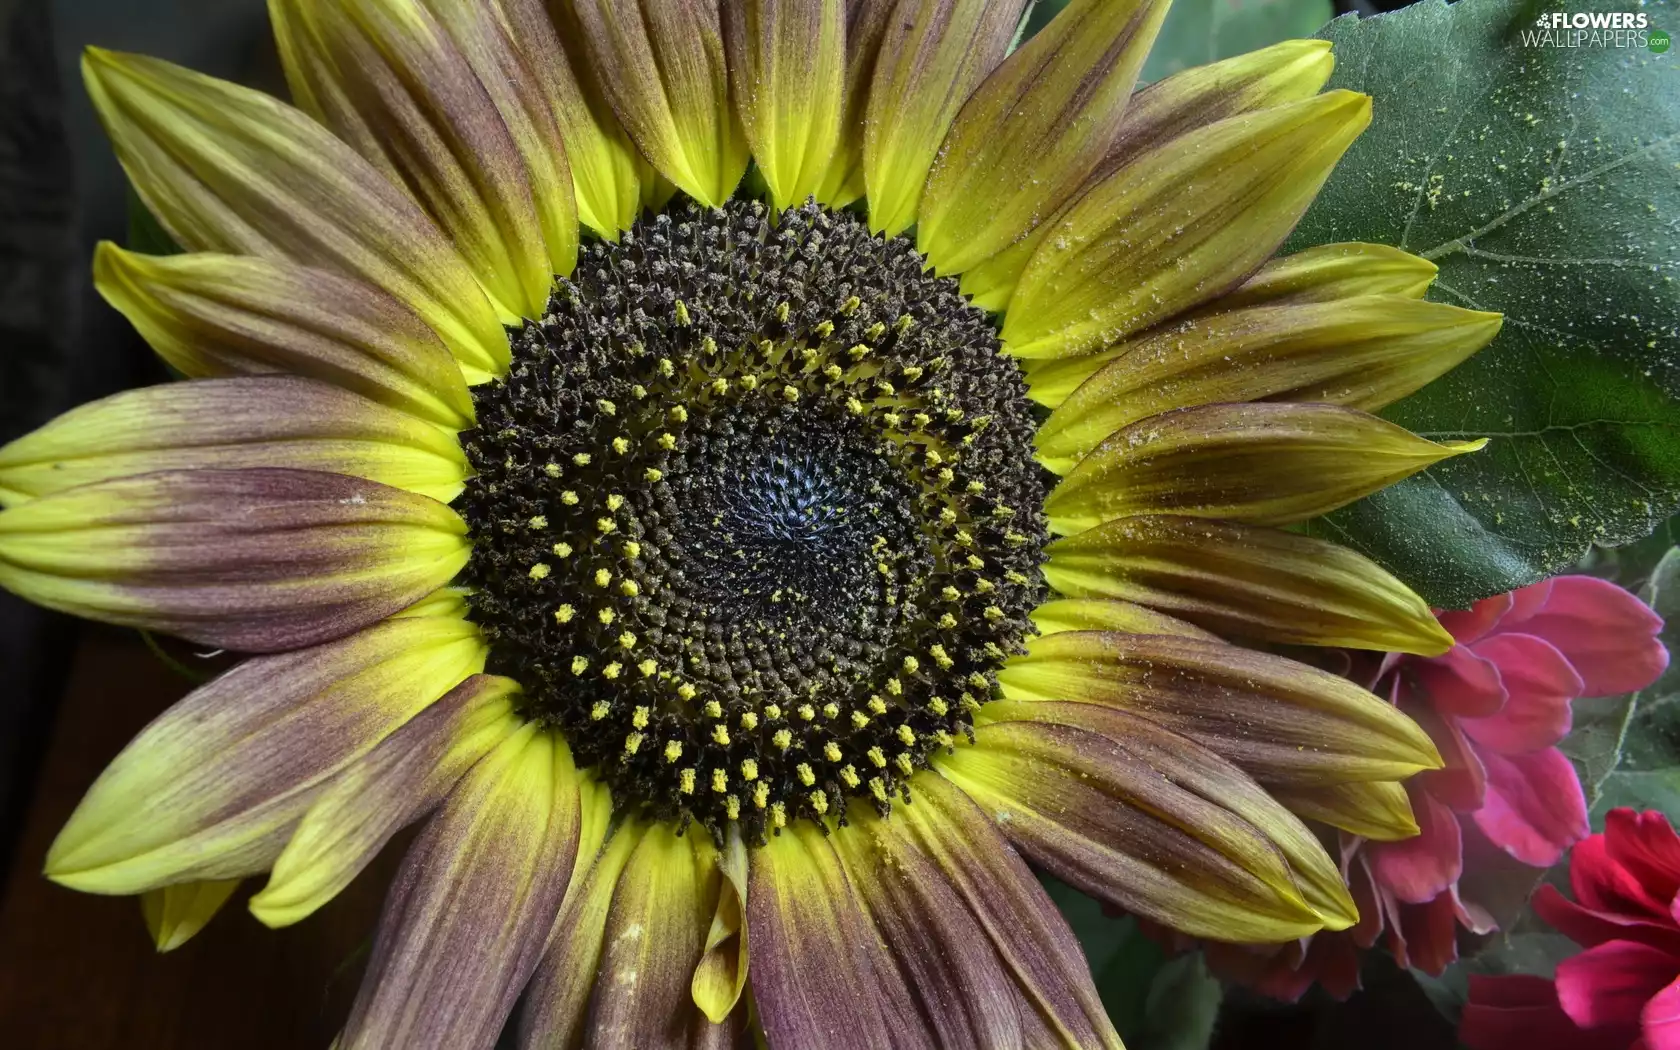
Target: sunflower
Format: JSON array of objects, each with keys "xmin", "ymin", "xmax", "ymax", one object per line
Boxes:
[{"xmin": 0, "ymin": 0, "xmax": 1507, "ymax": 1045}]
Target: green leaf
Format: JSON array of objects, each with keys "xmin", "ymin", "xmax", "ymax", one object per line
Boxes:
[
  {"xmin": 1564, "ymin": 545, "xmax": 1680, "ymax": 817},
  {"xmin": 1141, "ymin": 0, "xmax": 1334, "ymax": 82},
  {"xmin": 1293, "ymin": 0, "xmax": 1680, "ymax": 609}
]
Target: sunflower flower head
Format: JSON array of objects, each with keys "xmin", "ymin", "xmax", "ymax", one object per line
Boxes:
[{"xmin": 0, "ymin": 0, "xmax": 1508, "ymax": 1046}]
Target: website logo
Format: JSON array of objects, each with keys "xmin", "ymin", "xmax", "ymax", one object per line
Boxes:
[{"xmin": 1522, "ymin": 9, "xmax": 1666, "ymax": 48}]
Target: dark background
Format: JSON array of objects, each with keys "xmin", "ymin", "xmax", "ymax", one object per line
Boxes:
[{"xmin": 0, "ymin": 1, "xmax": 1440, "ymax": 1047}]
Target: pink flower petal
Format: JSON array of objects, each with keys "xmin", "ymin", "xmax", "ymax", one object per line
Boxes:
[
  {"xmin": 1368, "ymin": 788, "xmax": 1464, "ymax": 904},
  {"xmin": 1535, "ymin": 884, "xmax": 1680, "ymax": 955},
  {"xmin": 1606, "ymin": 809, "xmax": 1680, "ymax": 915},
  {"xmin": 1503, "ymin": 578, "xmax": 1557, "ymax": 628},
  {"xmin": 1412, "ymin": 644, "xmax": 1509, "ymax": 718},
  {"xmin": 1643, "ymin": 977, "xmax": 1680, "ymax": 1050},
  {"xmin": 1520, "ymin": 576, "xmax": 1668, "ymax": 697},
  {"xmin": 1413, "ymin": 703, "xmax": 1489, "ymax": 812},
  {"xmin": 1556, "ymin": 940, "xmax": 1680, "ymax": 1031},
  {"xmin": 1399, "ymin": 891, "xmax": 1461, "ymax": 976},
  {"xmin": 1461, "ymin": 634, "xmax": 1584, "ymax": 754},
  {"xmin": 1460, "ymin": 973, "xmax": 1632, "ymax": 1050},
  {"xmin": 1472, "ymin": 747, "xmax": 1589, "ymax": 866},
  {"xmin": 1439, "ymin": 592, "xmax": 1516, "ymax": 645}
]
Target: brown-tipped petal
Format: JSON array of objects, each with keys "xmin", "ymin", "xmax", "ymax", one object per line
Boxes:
[
  {"xmin": 341, "ymin": 725, "xmax": 581, "ymax": 1050},
  {"xmin": 268, "ymin": 0, "xmax": 559, "ymax": 321},
  {"xmin": 996, "ymin": 630, "xmax": 1441, "ymax": 784},
  {"xmin": 0, "ymin": 468, "xmax": 470, "ymax": 652},
  {"xmin": 917, "ymin": 0, "xmax": 1170, "ymax": 275},
  {"xmin": 1275, "ymin": 781, "xmax": 1421, "ymax": 842},
  {"xmin": 140, "ymin": 878, "xmax": 243, "ymax": 952},
  {"xmin": 572, "ymin": 0, "xmax": 749, "ymax": 208},
  {"xmin": 492, "ymin": 0, "xmax": 653, "ymax": 238},
  {"xmin": 587, "ymin": 825, "xmax": 727, "ymax": 1048},
  {"xmin": 725, "ymin": 0, "xmax": 845, "ymax": 211},
  {"xmin": 82, "ymin": 48, "xmax": 506, "ymax": 377},
  {"xmin": 1045, "ymin": 402, "xmax": 1486, "ymax": 534},
  {"xmin": 862, "ymin": 0, "xmax": 1028, "ymax": 237},
  {"xmin": 958, "ymin": 38, "xmax": 1334, "ymax": 312},
  {"xmin": 94, "ymin": 246, "xmax": 474, "ymax": 428},
  {"xmin": 45, "ymin": 615, "xmax": 486, "ymax": 895},
  {"xmin": 903, "ymin": 774, "xmax": 1126, "ymax": 1047},
  {"xmin": 1001, "ymin": 91, "xmax": 1371, "ymax": 361},
  {"xmin": 1034, "ymin": 296, "xmax": 1502, "ymax": 465},
  {"xmin": 517, "ymin": 814, "xmax": 642, "ymax": 1050},
  {"xmin": 748, "ymin": 823, "xmax": 914, "ymax": 1048},
  {"xmin": 811, "ymin": 0, "xmax": 895, "ymax": 209},
  {"xmin": 978, "ymin": 700, "xmax": 1359, "ymax": 931},
  {"xmin": 1042, "ymin": 516, "xmax": 1455, "ymax": 655},
  {"xmin": 939, "ymin": 710, "xmax": 1332, "ymax": 942},
  {"xmin": 250, "ymin": 674, "xmax": 523, "ymax": 928},
  {"xmin": 1030, "ymin": 596, "xmax": 1222, "ymax": 641},
  {"xmin": 0, "ymin": 376, "xmax": 469, "ymax": 508},
  {"xmin": 833, "ymin": 806, "xmax": 1025, "ymax": 1048}
]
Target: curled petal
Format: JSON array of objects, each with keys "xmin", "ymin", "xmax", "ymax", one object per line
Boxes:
[
  {"xmin": 1030, "ymin": 596, "xmax": 1221, "ymax": 642},
  {"xmin": 1411, "ymin": 644, "xmax": 1508, "ymax": 718},
  {"xmin": 862, "ymin": 0, "xmax": 1028, "ymax": 237},
  {"xmin": 960, "ymin": 38, "xmax": 1335, "ymax": 312},
  {"xmin": 1045, "ymin": 402, "xmax": 1485, "ymax": 534},
  {"xmin": 1043, "ymin": 515, "xmax": 1453, "ymax": 654},
  {"xmin": 1034, "ymin": 296, "xmax": 1500, "ymax": 464},
  {"xmin": 572, "ymin": 0, "xmax": 749, "ymax": 208},
  {"xmin": 917, "ymin": 0, "xmax": 1170, "ymax": 275},
  {"xmin": 1603, "ymin": 808, "xmax": 1680, "ymax": 915},
  {"xmin": 998, "ymin": 630, "xmax": 1442, "ymax": 784},
  {"xmin": 340, "ymin": 726, "xmax": 582, "ymax": 1050},
  {"xmin": 270, "ymin": 0, "xmax": 562, "ymax": 320},
  {"xmin": 45, "ymin": 615, "xmax": 486, "ymax": 894},
  {"xmin": 82, "ymin": 48, "xmax": 506, "ymax": 377},
  {"xmin": 140, "ymin": 878, "xmax": 242, "ymax": 952},
  {"xmin": 1001, "ymin": 91, "xmax": 1370, "ymax": 361},
  {"xmin": 0, "ymin": 468, "xmax": 470, "ymax": 652},
  {"xmin": 725, "ymin": 0, "xmax": 845, "ymax": 210},
  {"xmin": 1533, "ymin": 883, "xmax": 1680, "ymax": 956},
  {"xmin": 0, "ymin": 376, "xmax": 468, "ymax": 507},
  {"xmin": 1554, "ymin": 940, "xmax": 1680, "ymax": 1032},
  {"xmin": 94, "ymin": 246, "xmax": 473, "ymax": 428},
  {"xmin": 1273, "ymin": 780, "xmax": 1420, "ymax": 842},
  {"xmin": 250, "ymin": 674, "xmax": 523, "ymax": 928},
  {"xmin": 941, "ymin": 707, "xmax": 1337, "ymax": 941}
]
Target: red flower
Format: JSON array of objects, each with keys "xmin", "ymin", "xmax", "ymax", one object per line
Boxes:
[
  {"xmin": 1198, "ymin": 576, "xmax": 1667, "ymax": 998},
  {"xmin": 1461, "ymin": 809, "xmax": 1680, "ymax": 1050}
]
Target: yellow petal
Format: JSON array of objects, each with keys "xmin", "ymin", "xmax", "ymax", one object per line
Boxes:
[
  {"xmin": 1274, "ymin": 781, "xmax": 1421, "ymax": 842},
  {"xmin": 959, "ymin": 37, "xmax": 1334, "ymax": 312},
  {"xmin": 1045, "ymin": 402, "xmax": 1486, "ymax": 534},
  {"xmin": 250, "ymin": 674, "xmax": 524, "ymax": 928},
  {"xmin": 811, "ymin": 0, "xmax": 895, "ymax": 209},
  {"xmin": 1002, "ymin": 90, "xmax": 1371, "ymax": 361},
  {"xmin": 94, "ymin": 245, "xmax": 476, "ymax": 424},
  {"xmin": 691, "ymin": 826, "xmax": 749, "ymax": 1024},
  {"xmin": 863, "ymin": 0, "xmax": 1027, "ymax": 237},
  {"xmin": 0, "ymin": 376, "xmax": 469, "ymax": 508},
  {"xmin": 45, "ymin": 615, "xmax": 485, "ymax": 894},
  {"xmin": 725, "ymin": 0, "xmax": 845, "ymax": 210},
  {"xmin": 571, "ymin": 0, "xmax": 749, "ymax": 208},
  {"xmin": 1044, "ymin": 515, "xmax": 1455, "ymax": 655},
  {"xmin": 82, "ymin": 47, "xmax": 507, "ymax": 377},
  {"xmin": 918, "ymin": 0, "xmax": 1171, "ymax": 275},
  {"xmin": 140, "ymin": 878, "xmax": 242, "ymax": 952},
  {"xmin": 1030, "ymin": 596, "xmax": 1222, "ymax": 641}
]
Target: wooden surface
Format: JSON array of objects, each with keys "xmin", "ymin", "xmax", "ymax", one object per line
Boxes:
[{"xmin": 0, "ymin": 628, "xmax": 400, "ymax": 1049}]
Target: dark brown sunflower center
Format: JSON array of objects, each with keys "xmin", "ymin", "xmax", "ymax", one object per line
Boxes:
[{"xmin": 455, "ymin": 200, "xmax": 1048, "ymax": 843}]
